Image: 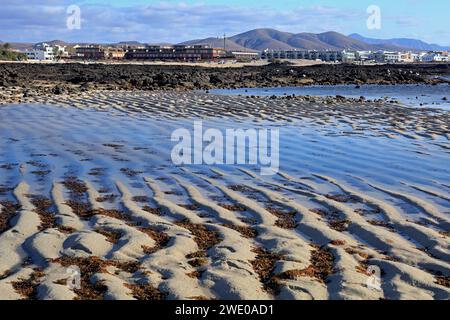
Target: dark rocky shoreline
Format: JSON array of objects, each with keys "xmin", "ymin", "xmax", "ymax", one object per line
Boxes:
[{"xmin": 0, "ymin": 62, "xmax": 449, "ymax": 99}]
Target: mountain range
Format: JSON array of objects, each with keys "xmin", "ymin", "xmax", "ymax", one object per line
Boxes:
[
  {"xmin": 348, "ymin": 34, "xmax": 450, "ymax": 52},
  {"xmin": 180, "ymin": 29, "xmax": 449, "ymax": 52},
  {"xmin": 179, "ymin": 29, "xmax": 405, "ymax": 51},
  {"xmin": 3, "ymin": 28, "xmax": 449, "ymax": 52}
]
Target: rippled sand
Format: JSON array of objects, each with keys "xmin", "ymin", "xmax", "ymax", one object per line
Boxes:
[{"xmin": 0, "ymin": 93, "xmax": 449, "ymax": 300}]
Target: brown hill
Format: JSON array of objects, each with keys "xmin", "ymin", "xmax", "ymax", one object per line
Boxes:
[{"xmin": 183, "ymin": 28, "xmax": 404, "ymax": 51}]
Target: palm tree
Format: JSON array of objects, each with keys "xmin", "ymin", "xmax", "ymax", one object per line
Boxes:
[{"xmin": 53, "ymin": 47, "xmax": 60, "ymax": 61}]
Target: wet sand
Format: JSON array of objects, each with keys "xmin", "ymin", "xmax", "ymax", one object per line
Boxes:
[
  {"xmin": 3, "ymin": 90, "xmax": 448, "ymax": 138},
  {"xmin": 0, "ymin": 92, "xmax": 449, "ymax": 300}
]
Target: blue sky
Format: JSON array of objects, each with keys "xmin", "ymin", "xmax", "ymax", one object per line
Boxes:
[{"xmin": 1, "ymin": 0, "xmax": 448, "ymax": 45}]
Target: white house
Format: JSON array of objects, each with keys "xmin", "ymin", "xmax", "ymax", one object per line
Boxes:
[
  {"xmin": 26, "ymin": 43, "xmax": 55, "ymax": 61},
  {"xmin": 417, "ymin": 52, "xmax": 428, "ymax": 61},
  {"xmin": 356, "ymin": 51, "xmax": 373, "ymax": 61},
  {"xmin": 53, "ymin": 44, "xmax": 69, "ymax": 58}
]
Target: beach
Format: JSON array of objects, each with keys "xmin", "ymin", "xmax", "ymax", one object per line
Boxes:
[{"xmin": 0, "ymin": 89, "xmax": 449, "ymax": 300}]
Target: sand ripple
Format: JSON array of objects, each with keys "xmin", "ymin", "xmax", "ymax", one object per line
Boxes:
[{"xmin": 0, "ymin": 96, "xmax": 449, "ymax": 300}]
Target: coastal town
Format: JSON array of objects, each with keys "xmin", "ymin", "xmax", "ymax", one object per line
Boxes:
[{"xmin": 6, "ymin": 41, "xmax": 450, "ymax": 64}]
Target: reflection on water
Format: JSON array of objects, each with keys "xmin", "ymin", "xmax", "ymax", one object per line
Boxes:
[
  {"xmin": 0, "ymin": 104, "xmax": 448, "ymax": 201},
  {"xmin": 209, "ymin": 84, "xmax": 450, "ymax": 110}
]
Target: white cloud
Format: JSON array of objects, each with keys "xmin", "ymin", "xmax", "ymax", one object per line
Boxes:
[
  {"xmin": 0, "ymin": 1, "xmax": 446, "ymax": 46},
  {"xmin": 0, "ymin": 1, "xmax": 363, "ymax": 43}
]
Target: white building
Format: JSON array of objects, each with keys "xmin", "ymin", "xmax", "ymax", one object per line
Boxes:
[
  {"xmin": 356, "ymin": 51, "xmax": 373, "ymax": 61},
  {"xmin": 421, "ymin": 52, "xmax": 450, "ymax": 62},
  {"xmin": 417, "ymin": 52, "xmax": 428, "ymax": 61},
  {"xmin": 319, "ymin": 51, "xmax": 342, "ymax": 62},
  {"xmin": 261, "ymin": 49, "xmax": 436, "ymax": 64},
  {"xmin": 341, "ymin": 50, "xmax": 356, "ymax": 63},
  {"xmin": 384, "ymin": 52, "xmax": 401, "ymax": 63},
  {"xmin": 26, "ymin": 43, "xmax": 55, "ymax": 61},
  {"xmin": 398, "ymin": 52, "xmax": 415, "ymax": 63},
  {"xmin": 230, "ymin": 51, "xmax": 260, "ymax": 61},
  {"xmin": 373, "ymin": 51, "xmax": 414, "ymax": 63},
  {"xmin": 410, "ymin": 53, "xmax": 421, "ymax": 62},
  {"xmin": 53, "ymin": 45, "xmax": 69, "ymax": 58}
]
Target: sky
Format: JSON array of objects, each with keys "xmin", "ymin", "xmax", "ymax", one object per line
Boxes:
[{"xmin": 0, "ymin": 0, "xmax": 448, "ymax": 45}]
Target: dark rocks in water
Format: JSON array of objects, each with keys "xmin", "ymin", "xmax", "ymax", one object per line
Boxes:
[
  {"xmin": 52, "ymin": 86, "xmax": 64, "ymax": 95},
  {"xmin": 443, "ymin": 97, "xmax": 448, "ymax": 101},
  {"xmin": 0, "ymin": 63, "xmax": 448, "ymax": 96},
  {"xmin": 69, "ymin": 76, "xmax": 88, "ymax": 84}
]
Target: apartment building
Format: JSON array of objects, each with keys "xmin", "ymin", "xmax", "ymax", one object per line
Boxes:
[
  {"xmin": 125, "ymin": 45, "xmax": 226, "ymax": 61},
  {"xmin": 373, "ymin": 51, "xmax": 417, "ymax": 63},
  {"xmin": 229, "ymin": 51, "xmax": 260, "ymax": 61},
  {"xmin": 260, "ymin": 49, "xmax": 435, "ymax": 64},
  {"xmin": 74, "ymin": 45, "xmax": 107, "ymax": 60},
  {"xmin": 107, "ymin": 48, "xmax": 126, "ymax": 59},
  {"xmin": 262, "ymin": 49, "xmax": 342, "ymax": 61}
]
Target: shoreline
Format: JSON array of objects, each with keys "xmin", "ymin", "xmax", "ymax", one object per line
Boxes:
[{"xmin": 0, "ymin": 63, "xmax": 449, "ymax": 104}]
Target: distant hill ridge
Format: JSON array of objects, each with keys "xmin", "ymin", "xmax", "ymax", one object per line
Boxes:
[
  {"xmin": 180, "ymin": 28, "xmax": 406, "ymax": 51},
  {"xmin": 5, "ymin": 28, "xmax": 449, "ymax": 52},
  {"xmin": 348, "ymin": 33, "xmax": 450, "ymax": 52}
]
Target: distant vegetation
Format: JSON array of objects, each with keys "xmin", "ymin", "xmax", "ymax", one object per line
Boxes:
[{"xmin": 0, "ymin": 43, "xmax": 27, "ymax": 61}]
